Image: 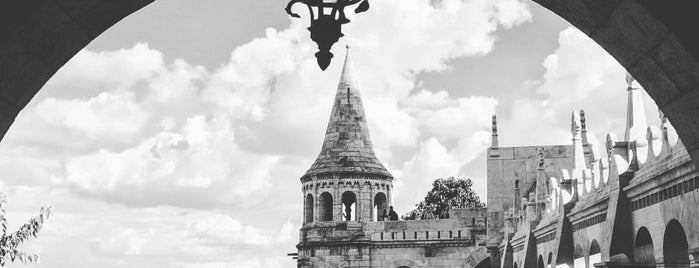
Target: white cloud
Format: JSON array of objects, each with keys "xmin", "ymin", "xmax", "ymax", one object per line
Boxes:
[
  {"xmin": 0, "ymin": 1, "xmax": 538, "ymax": 267},
  {"xmin": 501, "ymin": 27, "xmax": 663, "ymax": 151}
]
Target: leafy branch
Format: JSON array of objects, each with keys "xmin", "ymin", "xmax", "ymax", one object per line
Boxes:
[{"xmin": 0, "ymin": 193, "xmax": 53, "ymax": 266}]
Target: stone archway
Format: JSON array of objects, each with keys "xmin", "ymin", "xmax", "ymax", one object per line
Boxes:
[
  {"xmin": 634, "ymin": 227, "xmax": 656, "ymax": 266},
  {"xmin": 304, "ymin": 193, "xmax": 314, "ymax": 223},
  {"xmin": 589, "ymin": 240, "xmax": 602, "ymax": 267},
  {"xmin": 574, "ymin": 244, "xmax": 585, "ymax": 268},
  {"xmin": 663, "ymin": 219, "xmax": 690, "ymax": 267},
  {"xmin": 319, "ymin": 192, "xmax": 333, "ymax": 221},
  {"xmin": 1, "ymin": 1, "xmax": 699, "ymax": 171}
]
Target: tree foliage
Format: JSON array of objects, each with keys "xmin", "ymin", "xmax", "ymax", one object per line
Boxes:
[
  {"xmin": 0, "ymin": 193, "xmax": 53, "ymax": 266},
  {"xmin": 402, "ymin": 177, "xmax": 484, "ymax": 220}
]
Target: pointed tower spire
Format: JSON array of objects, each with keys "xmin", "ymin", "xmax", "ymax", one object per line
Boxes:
[
  {"xmin": 491, "ymin": 114, "xmax": 499, "ymax": 148},
  {"xmin": 624, "ymin": 73, "xmax": 648, "ymax": 142},
  {"xmin": 302, "ymin": 47, "xmax": 392, "ymax": 179}
]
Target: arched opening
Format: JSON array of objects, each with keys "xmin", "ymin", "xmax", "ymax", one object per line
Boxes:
[
  {"xmin": 474, "ymin": 257, "xmax": 490, "ymax": 268},
  {"xmin": 547, "ymin": 252, "xmax": 553, "ymax": 268},
  {"xmin": 319, "ymin": 192, "xmax": 333, "ymax": 221},
  {"xmin": 373, "ymin": 192, "xmax": 388, "ymax": 222},
  {"xmin": 538, "ymin": 255, "xmax": 546, "ymax": 268},
  {"xmin": 3, "ymin": 0, "xmax": 696, "ymax": 268},
  {"xmin": 514, "ymin": 262, "xmax": 518, "ymax": 268},
  {"xmin": 573, "ymin": 244, "xmax": 585, "ymax": 268},
  {"xmin": 341, "ymin": 191, "xmax": 357, "ymax": 221},
  {"xmin": 589, "ymin": 240, "xmax": 601, "ymax": 267},
  {"xmin": 663, "ymin": 219, "xmax": 690, "ymax": 267},
  {"xmin": 634, "ymin": 227, "xmax": 656, "ymax": 266},
  {"xmin": 304, "ymin": 194, "xmax": 314, "ymax": 223}
]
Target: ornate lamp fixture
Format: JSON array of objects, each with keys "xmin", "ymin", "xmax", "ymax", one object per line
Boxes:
[{"xmin": 285, "ymin": 0, "xmax": 370, "ymax": 70}]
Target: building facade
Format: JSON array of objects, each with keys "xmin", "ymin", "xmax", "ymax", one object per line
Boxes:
[
  {"xmin": 294, "ymin": 50, "xmax": 699, "ymax": 267},
  {"xmin": 486, "ymin": 76, "xmax": 699, "ymax": 268}
]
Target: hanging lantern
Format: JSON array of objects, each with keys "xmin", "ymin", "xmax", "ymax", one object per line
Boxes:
[{"xmin": 285, "ymin": 0, "xmax": 370, "ymax": 70}]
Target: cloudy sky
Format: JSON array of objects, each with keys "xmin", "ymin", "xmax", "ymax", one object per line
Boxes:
[{"xmin": 0, "ymin": 0, "xmax": 670, "ymax": 267}]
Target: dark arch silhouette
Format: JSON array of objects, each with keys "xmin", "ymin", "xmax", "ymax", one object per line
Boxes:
[
  {"xmin": 589, "ymin": 239, "xmax": 602, "ymax": 267},
  {"xmin": 319, "ymin": 192, "xmax": 333, "ymax": 221},
  {"xmin": 341, "ymin": 191, "xmax": 357, "ymax": 221},
  {"xmin": 514, "ymin": 262, "xmax": 518, "ymax": 268},
  {"xmin": 634, "ymin": 227, "xmax": 656, "ymax": 266},
  {"xmin": 573, "ymin": 244, "xmax": 585, "ymax": 267},
  {"xmin": 474, "ymin": 257, "xmax": 490, "ymax": 268},
  {"xmin": 3, "ymin": 1, "xmax": 699, "ymax": 174},
  {"xmin": 547, "ymin": 252, "xmax": 553, "ymax": 268},
  {"xmin": 373, "ymin": 192, "xmax": 387, "ymax": 221},
  {"xmin": 304, "ymin": 193, "xmax": 314, "ymax": 223},
  {"xmin": 538, "ymin": 255, "xmax": 545, "ymax": 268},
  {"xmin": 663, "ymin": 219, "xmax": 690, "ymax": 266}
]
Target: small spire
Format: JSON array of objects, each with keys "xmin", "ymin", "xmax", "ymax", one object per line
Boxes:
[
  {"xmin": 339, "ymin": 45, "xmax": 357, "ymax": 89},
  {"xmin": 580, "ymin": 110, "xmax": 588, "ymax": 146},
  {"xmin": 491, "ymin": 115, "xmax": 499, "ymax": 148},
  {"xmin": 571, "ymin": 111, "xmax": 585, "ymax": 170},
  {"xmin": 624, "ymin": 72, "xmax": 648, "ymax": 142}
]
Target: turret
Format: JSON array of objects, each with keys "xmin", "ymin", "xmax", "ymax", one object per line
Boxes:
[{"xmin": 301, "ymin": 47, "xmax": 393, "ymax": 224}]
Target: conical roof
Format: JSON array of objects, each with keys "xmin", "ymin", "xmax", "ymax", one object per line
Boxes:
[{"xmin": 302, "ymin": 48, "xmax": 392, "ymax": 179}]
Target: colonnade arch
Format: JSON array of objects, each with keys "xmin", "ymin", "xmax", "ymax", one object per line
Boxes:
[
  {"xmin": 663, "ymin": 219, "xmax": 689, "ymax": 267},
  {"xmin": 589, "ymin": 240, "xmax": 601, "ymax": 267},
  {"xmin": 304, "ymin": 194, "xmax": 314, "ymax": 223},
  {"xmin": 319, "ymin": 192, "xmax": 333, "ymax": 221},
  {"xmin": 634, "ymin": 227, "xmax": 656, "ymax": 266},
  {"xmin": 573, "ymin": 245, "xmax": 585, "ymax": 268},
  {"xmin": 373, "ymin": 192, "xmax": 388, "ymax": 221},
  {"xmin": 341, "ymin": 191, "xmax": 357, "ymax": 221}
]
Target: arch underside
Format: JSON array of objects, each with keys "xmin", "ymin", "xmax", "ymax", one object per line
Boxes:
[{"xmin": 0, "ymin": 1, "xmax": 698, "ymax": 170}]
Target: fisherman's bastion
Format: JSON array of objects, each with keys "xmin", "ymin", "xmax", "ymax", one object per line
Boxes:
[{"xmin": 292, "ymin": 49, "xmax": 699, "ymax": 268}]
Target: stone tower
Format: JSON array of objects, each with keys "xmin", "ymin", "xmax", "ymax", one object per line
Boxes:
[
  {"xmin": 300, "ymin": 47, "xmax": 394, "ymax": 225},
  {"xmin": 294, "ymin": 48, "xmax": 491, "ymax": 268}
]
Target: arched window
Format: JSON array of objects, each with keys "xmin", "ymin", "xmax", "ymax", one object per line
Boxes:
[
  {"xmin": 373, "ymin": 192, "xmax": 387, "ymax": 221},
  {"xmin": 633, "ymin": 227, "xmax": 656, "ymax": 265},
  {"xmin": 663, "ymin": 219, "xmax": 689, "ymax": 266},
  {"xmin": 319, "ymin": 192, "xmax": 333, "ymax": 221},
  {"xmin": 514, "ymin": 262, "xmax": 518, "ymax": 268},
  {"xmin": 589, "ymin": 240, "xmax": 601, "ymax": 267},
  {"xmin": 547, "ymin": 252, "xmax": 553, "ymax": 268},
  {"xmin": 342, "ymin": 191, "xmax": 357, "ymax": 221},
  {"xmin": 304, "ymin": 194, "xmax": 314, "ymax": 223}
]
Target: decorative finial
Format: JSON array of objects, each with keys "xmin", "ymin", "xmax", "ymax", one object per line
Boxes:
[
  {"xmin": 571, "ymin": 111, "xmax": 581, "ymax": 137},
  {"xmin": 492, "ymin": 115, "xmax": 498, "ymax": 133},
  {"xmin": 491, "ymin": 114, "xmax": 499, "ymax": 148},
  {"xmin": 536, "ymin": 147, "xmax": 545, "ymax": 169},
  {"xmin": 659, "ymin": 108, "xmax": 667, "ymax": 125},
  {"xmin": 625, "ymin": 72, "xmax": 636, "ymax": 88}
]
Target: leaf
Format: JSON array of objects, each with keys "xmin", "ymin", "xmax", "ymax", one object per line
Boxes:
[{"xmin": 354, "ymin": 0, "xmax": 369, "ymax": 13}]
